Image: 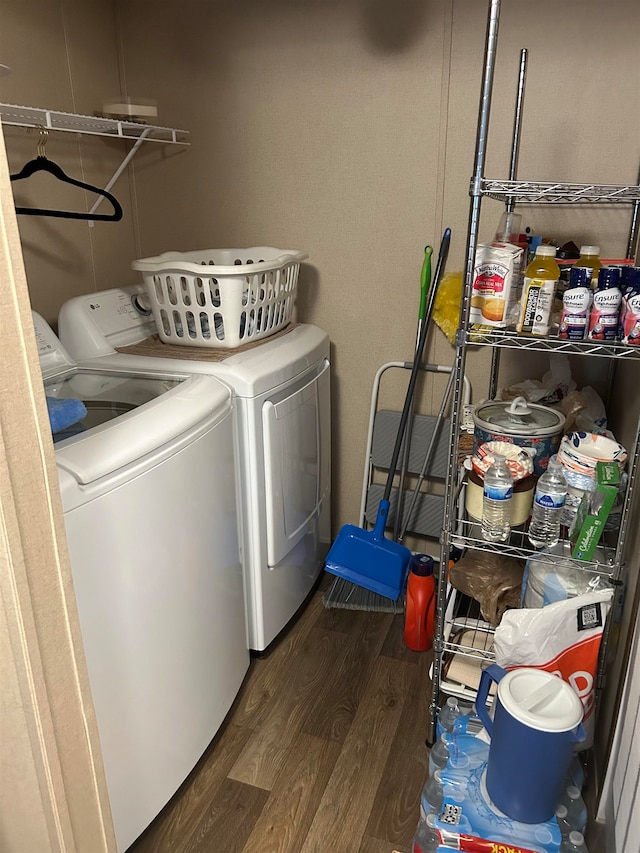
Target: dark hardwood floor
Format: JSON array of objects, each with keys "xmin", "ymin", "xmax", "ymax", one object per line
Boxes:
[
  {"xmin": 128, "ymin": 573, "xmax": 608, "ymax": 853},
  {"xmin": 129, "ymin": 573, "xmax": 430, "ymax": 853}
]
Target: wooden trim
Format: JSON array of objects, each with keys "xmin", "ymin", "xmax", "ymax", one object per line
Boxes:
[{"xmin": 0, "ymin": 120, "xmax": 116, "ymax": 852}]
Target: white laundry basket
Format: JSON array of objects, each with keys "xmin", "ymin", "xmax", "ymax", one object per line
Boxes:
[{"xmin": 132, "ymin": 247, "xmax": 308, "ymax": 348}]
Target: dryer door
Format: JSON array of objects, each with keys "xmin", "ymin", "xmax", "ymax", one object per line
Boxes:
[{"xmin": 262, "ymin": 359, "xmax": 330, "ymax": 567}]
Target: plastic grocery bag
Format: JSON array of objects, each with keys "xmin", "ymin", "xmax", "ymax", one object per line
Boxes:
[
  {"xmin": 493, "ymin": 588, "xmax": 613, "ymax": 750},
  {"xmin": 449, "ymin": 551, "xmax": 524, "ymax": 625}
]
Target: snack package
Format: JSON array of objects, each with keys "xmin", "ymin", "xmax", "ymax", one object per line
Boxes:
[{"xmin": 493, "ymin": 588, "xmax": 613, "ymax": 749}]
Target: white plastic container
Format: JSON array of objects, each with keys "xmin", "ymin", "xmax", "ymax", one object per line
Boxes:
[
  {"xmin": 521, "ymin": 541, "xmax": 610, "ymax": 608},
  {"xmin": 132, "ymin": 246, "xmax": 307, "ymax": 349}
]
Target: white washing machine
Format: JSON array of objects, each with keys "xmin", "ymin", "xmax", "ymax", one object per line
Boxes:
[
  {"xmin": 58, "ymin": 286, "xmax": 332, "ymax": 652},
  {"xmin": 34, "ymin": 313, "xmax": 249, "ymax": 852}
]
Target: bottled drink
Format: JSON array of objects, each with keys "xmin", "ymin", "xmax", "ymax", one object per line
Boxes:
[
  {"xmin": 437, "ymin": 696, "xmax": 460, "ymax": 735},
  {"xmin": 404, "ymin": 554, "xmax": 436, "ymax": 652},
  {"xmin": 559, "ymin": 266, "xmax": 592, "ymax": 340},
  {"xmin": 567, "ymin": 755, "xmax": 586, "ymax": 791},
  {"xmin": 494, "ymin": 210, "xmax": 527, "ymax": 252},
  {"xmin": 412, "ymin": 813, "xmax": 439, "ymax": 853},
  {"xmin": 528, "ymin": 457, "xmax": 568, "ymax": 548},
  {"xmin": 555, "ymin": 805, "xmax": 572, "ymax": 839},
  {"xmin": 559, "ymin": 830, "xmax": 589, "ymax": 853},
  {"xmin": 559, "ymin": 785, "xmax": 587, "ymax": 834},
  {"xmin": 588, "ymin": 267, "xmax": 622, "ymax": 342},
  {"xmin": 618, "ymin": 267, "xmax": 640, "ymax": 346},
  {"xmin": 482, "ymin": 453, "xmax": 513, "ymax": 542},
  {"xmin": 428, "ymin": 732, "xmax": 450, "ymax": 775},
  {"xmin": 517, "ymin": 245, "xmax": 561, "ymax": 336},
  {"xmin": 575, "ymin": 245, "xmax": 602, "ymax": 289},
  {"xmin": 420, "ymin": 769, "xmax": 444, "ymax": 818}
]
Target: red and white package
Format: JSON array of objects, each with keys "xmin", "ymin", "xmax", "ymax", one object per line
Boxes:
[{"xmin": 493, "ymin": 588, "xmax": 613, "ymax": 749}]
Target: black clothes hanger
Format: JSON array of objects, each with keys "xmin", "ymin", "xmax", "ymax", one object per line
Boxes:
[{"xmin": 9, "ymin": 130, "xmax": 123, "ymax": 222}]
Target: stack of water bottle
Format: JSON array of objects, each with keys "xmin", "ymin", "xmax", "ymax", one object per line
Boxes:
[{"xmin": 413, "ymin": 699, "xmax": 590, "ymax": 853}]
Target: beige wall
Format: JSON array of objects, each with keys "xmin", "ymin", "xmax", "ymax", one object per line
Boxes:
[
  {"xmin": 0, "ymin": 0, "xmax": 639, "ymax": 837},
  {"xmin": 2, "ymin": 0, "xmax": 638, "ymax": 530},
  {"xmin": 115, "ymin": 0, "xmax": 640, "ymax": 529},
  {"xmin": 0, "ymin": 0, "xmax": 139, "ymax": 326}
]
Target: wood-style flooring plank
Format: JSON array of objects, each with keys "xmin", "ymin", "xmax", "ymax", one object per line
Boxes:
[
  {"xmin": 379, "ymin": 613, "xmax": 422, "ymax": 662},
  {"xmin": 300, "ymin": 656, "xmax": 415, "ymax": 853},
  {"xmin": 241, "ymin": 733, "xmax": 342, "ymax": 853},
  {"xmin": 131, "ymin": 723, "xmax": 254, "ymax": 852},
  {"xmin": 230, "ymin": 587, "xmax": 327, "ymax": 730},
  {"xmin": 302, "ymin": 610, "xmax": 395, "ymax": 743},
  {"xmin": 358, "ymin": 837, "xmax": 411, "ymax": 853},
  {"xmin": 228, "ymin": 625, "xmax": 348, "ymax": 789},
  {"xmin": 181, "ymin": 778, "xmax": 269, "ymax": 853},
  {"xmin": 365, "ymin": 651, "xmax": 433, "ymax": 847}
]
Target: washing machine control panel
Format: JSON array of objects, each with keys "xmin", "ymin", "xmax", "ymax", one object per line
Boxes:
[
  {"xmin": 86, "ymin": 288, "xmax": 146, "ymax": 333},
  {"xmin": 59, "ymin": 286, "xmax": 158, "ymax": 357}
]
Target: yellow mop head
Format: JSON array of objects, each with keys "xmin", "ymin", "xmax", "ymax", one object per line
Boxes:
[{"xmin": 433, "ymin": 271, "xmax": 463, "ymax": 345}]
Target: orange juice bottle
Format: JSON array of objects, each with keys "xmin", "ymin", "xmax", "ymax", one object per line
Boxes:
[
  {"xmin": 517, "ymin": 245, "xmax": 560, "ymax": 336},
  {"xmin": 575, "ymin": 245, "xmax": 602, "ymax": 289}
]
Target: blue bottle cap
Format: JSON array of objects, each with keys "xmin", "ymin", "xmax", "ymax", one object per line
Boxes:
[
  {"xmin": 569, "ymin": 266, "xmax": 589, "ymax": 288},
  {"xmin": 598, "ymin": 267, "xmax": 621, "ymax": 289},
  {"xmin": 410, "ymin": 553, "xmax": 434, "ymax": 576}
]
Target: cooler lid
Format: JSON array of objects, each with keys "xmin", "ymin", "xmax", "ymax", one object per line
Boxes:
[{"xmin": 498, "ymin": 669, "xmax": 583, "ymax": 733}]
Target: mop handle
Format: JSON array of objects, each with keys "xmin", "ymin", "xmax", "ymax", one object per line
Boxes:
[
  {"xmin": 393, "ymin": 244, "xmax": 433, "ymax": 541},
  {"xmin": 382, "ymin": 228, "xmax": 451, "ymax": 504}
]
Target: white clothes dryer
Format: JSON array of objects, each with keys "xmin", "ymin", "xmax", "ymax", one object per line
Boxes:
[
  {"xmin": 34, "ymin": 313, "xmax": 249, "ymax": 852},
  {"xmin": 59, "ymin": 286, "xmax": 332, "ymax": 652}
]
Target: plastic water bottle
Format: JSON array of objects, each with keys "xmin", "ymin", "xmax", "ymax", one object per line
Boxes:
[
  {"xmin": 555, "ymin": 805, "xmax": 573, "ymax": 839},
  {"xmin": 420, "ymin": 769, "xmax": 443, "ymax": 818},
  {"xmin": 528, "ymin": 456, "xmax": 568, "ymax": 548},
  {"xmin": 437, "ymin": 696, "xmax": 461, "ymax": 736},
  {"xmin": 560, "ymin": 830, "xmax": 589, "ymax": 853},
  {"xmin": 567, "ymin": 755, "xmax": 586, "ymax": 791},
  {"xmin": 559, "ymin": 785, "xmax": 587, "ymax": 834},
  {"xmin": 412, "ymin": 813, "xmax": 440, "ymax": 853},
  {"xmin": 428, "ymin": 733, "xmax": 450, "ymax": 775},
  {"xmin": 482, "ymin": 453, "xmax": 513, "ymax": 542}
]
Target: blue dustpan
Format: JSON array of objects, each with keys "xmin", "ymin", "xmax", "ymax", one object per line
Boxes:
[
  {"xmin": 325, "ymin": 229, "xmax": 451, "ymax": 601},
  {"xmin": 325, "ymin": 500, "xmax": 411, "ymax": 599}
]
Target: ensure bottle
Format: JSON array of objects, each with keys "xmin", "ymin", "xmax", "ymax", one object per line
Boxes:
[
  {"xmin": 559, "ymin": 266, "xmax": 592, "ymax": 340},
  {"xmin": 588, "ymin": 267, "xmax": 622, "ymax": 341},
  {"xmin": 621, "ymin": 267, "xmax": 640, "ymax": 345}
]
